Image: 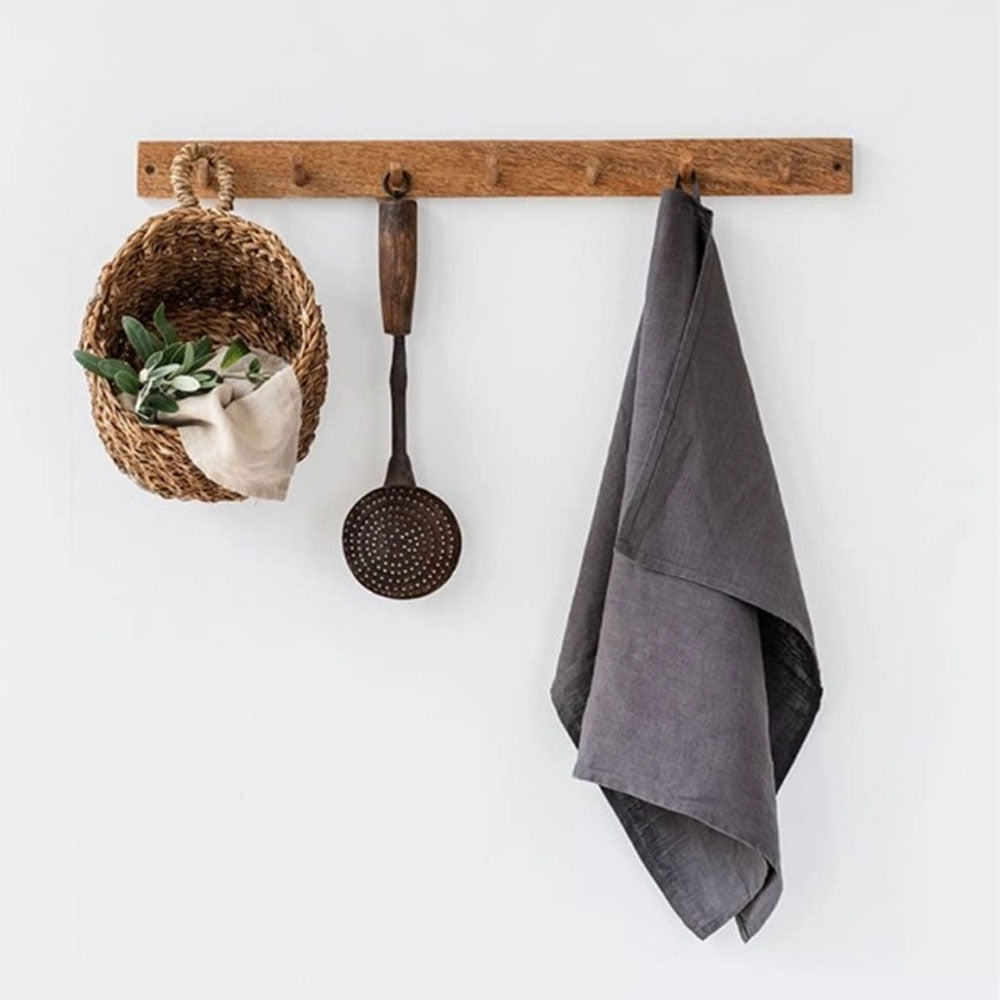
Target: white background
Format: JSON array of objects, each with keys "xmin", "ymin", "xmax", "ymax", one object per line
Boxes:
[{"xmin": 0, "ymin": 1, "xmax": 997, "ymax": 997}]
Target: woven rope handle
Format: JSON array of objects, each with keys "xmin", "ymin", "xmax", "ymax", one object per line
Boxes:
[{"xmin": 170, "ymin": 143, "xmax": 235, "ymax": 211}]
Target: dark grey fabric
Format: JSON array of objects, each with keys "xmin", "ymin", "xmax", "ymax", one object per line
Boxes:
[{"xmin": 552, "ymin": 187, "xmax": 822, "ymax": 941}]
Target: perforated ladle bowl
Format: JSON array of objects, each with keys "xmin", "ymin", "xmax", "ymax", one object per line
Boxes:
[{"xmin": 342, "ymin": 196, "xmax": 461, "ymax": 599}]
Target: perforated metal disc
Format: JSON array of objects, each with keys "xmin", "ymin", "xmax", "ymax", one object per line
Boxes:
[{"xmin": 342, "ymin": 485, "xmax": 461, "ymax": 599}]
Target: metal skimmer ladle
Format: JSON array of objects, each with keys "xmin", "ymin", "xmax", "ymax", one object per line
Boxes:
[{"xmin": 342, "ymin": 194, "xmax": 461, "ymax": 599}]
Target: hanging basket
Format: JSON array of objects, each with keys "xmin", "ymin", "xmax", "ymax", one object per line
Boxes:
[{"xmin": 79, "ymin": 143, "xmax": 328, "ymax": 501}]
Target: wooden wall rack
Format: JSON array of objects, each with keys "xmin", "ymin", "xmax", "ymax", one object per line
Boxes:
[{"xmin": 137, "ymin": 138, "xmax": 853, "ymax": 199}]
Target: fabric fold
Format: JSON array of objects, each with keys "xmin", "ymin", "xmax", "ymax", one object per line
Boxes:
[
  {"xmin": 121, "ymin": 348, "xmax": 302, "ymax": 500},
  {"xmin": 552, "ymin": 187, "xmax": 821, "ymax": 941}
]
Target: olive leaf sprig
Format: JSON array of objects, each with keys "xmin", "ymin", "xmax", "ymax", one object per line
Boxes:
[{"xmin": 74, "ymin": 303, "xmax": 268, "ymax": 424}]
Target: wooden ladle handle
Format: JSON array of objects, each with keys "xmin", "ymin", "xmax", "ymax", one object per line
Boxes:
[{"xmin": 378, "ymin": 197, "xmax": 417, "ymax": 335}]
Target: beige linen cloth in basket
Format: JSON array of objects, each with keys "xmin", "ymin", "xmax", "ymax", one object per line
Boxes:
[{"xmin": 121, "ymin": 348, "xmax": 302, "ymax": 500}]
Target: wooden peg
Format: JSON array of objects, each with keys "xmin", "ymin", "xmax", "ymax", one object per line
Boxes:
[
  {"xmin": 292, "ymin": 160, "xmax": 309, "ymax": 187},
  {"xmin": 194, "ymin": 156, "xmax": 211, "ymax": 191},
  {"xmin": 485, "ymin": 154, "xmax": 500, "ymax": 187},
  {"xmin": 584, "ymin": 157, "xmax": 601, "ymax": 186},
  {"xmin": 777, "ymin": 155, "xmax": 793, "ymax": 184},
  {"xmin": 387, "ymin": 161, "xmax": 407, "ymax": 192},
  {"xmin": 678, "ymin": 156, "xmax": 695, "ymax": 184}
]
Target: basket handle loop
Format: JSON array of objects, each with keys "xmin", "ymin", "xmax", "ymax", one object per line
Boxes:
[{"xmin": 170, "ymin": 143, "xmax": 235, "ymax": 212}]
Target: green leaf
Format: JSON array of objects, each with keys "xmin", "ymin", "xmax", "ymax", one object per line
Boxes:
[
  {"xmin": 179, "ymin": 341, "xmax": 196, "ymax": 373},
  {"xmin": 145, "ymin": 392, "xmax": 179, "ymax": 414},
  {"xmin": 114, "ymin": 370, "xmax": 141, "ymax": 394},
  {"xmin": 170, "ymin": 375, "xmax": 201, "ymax": 393},
  {"xmin": 144, "ymin": 349, "xmax": 163, "ymax": 371},
  {"xmin": 153, "ymin": 303, "xmax": 178, "ymax": 344},
  {"xmin": 162, "ymin": 342, "xmax": 185, "ymax": 365},
  {"xmin": 220, "ymin": 338, "xmax": 250, "ymax": 369},
  {"xmin": 246, "ymin": 354, "xmax": 269, "ymax": 386},
  {"xmin": 147, "ymin": 363, "xmax": 181, "ymax": 382},
  {"xmin": 98, "ymin": 358, "xmax": 137, "ymax": 381},
  {"xmin": 192, "ymin": 336, "xmax": 215, "ymax": 365},
  {"xmin": 73, "ymin": 349, "xmax": 106, "ymax": 376},
  {"xmin": 121, "ymin": 315, "xmax": 162, "ymax": 361}
]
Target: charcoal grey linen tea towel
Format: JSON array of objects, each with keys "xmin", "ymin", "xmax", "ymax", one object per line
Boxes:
[{"xmin": 551, "ymin": 182, "xmax": 822, "ymax": 941}]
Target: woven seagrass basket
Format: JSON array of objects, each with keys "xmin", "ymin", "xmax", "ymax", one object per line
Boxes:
[{"xmin": 79, "ymin": 143, "xmax": 328, "ymax": 501}]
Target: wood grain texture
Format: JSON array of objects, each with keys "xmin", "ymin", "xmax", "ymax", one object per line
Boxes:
[
  {"xmin": 137, "ymin": 138, "xmax": 853, "ymax": 199},
  {"xmin": 379, "ymin": 198, "xmax": 417, "ymax": 336}
]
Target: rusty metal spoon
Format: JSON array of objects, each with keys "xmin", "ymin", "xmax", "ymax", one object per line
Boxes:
[{"xmin": 342, "ymin": 194, "xmax": 461, "ymax": 599}]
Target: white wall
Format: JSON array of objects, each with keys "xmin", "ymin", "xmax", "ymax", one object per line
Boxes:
[{"xmin": 1, "ymin": 1, "xmax": 997, "ymax": 996}]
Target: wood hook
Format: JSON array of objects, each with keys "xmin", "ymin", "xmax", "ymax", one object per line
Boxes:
[
  {"xmin": 584, "ymin": 156, "xmax": 601, "ymax": 186},
  {"xmin": 387, "ymin": 161, "xmax": 408, "ymax": 193},
  {"xmin": 485, "ymin": 154, "xmax": 500, "ymax": 187},
  {"xmin": 194, "ymin": 156, "xmax": 212, "ymax": 190},
  {"xmin": 382, "ymin": 161, "xmax": 413, "ymax": 198},
  {"xmin": 292, "ymin": 160, "xmax": 309, "ymax": 187}
]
